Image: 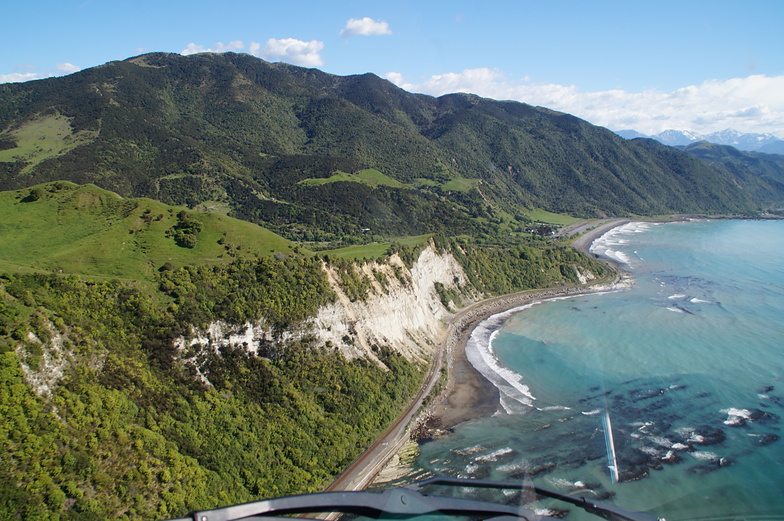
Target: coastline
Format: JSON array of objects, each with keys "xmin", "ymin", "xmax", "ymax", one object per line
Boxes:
[
  {"xmin": 333, "ymin": 218, "xmax": 634, "ymax": 490},
  {"xmin": 423, "ymin": 218, "xmax": 632, "ymax": 432},
  {"xmin": 368, "ymin": 217, "xmax": 784, "ymax": 518}
]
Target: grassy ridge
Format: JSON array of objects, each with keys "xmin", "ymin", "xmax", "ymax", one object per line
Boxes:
[
  {"xmin": 298, "ymin": 168, "xmax": 408, "ymax": 189},
  {"xmin": 0, "ymin": 181, "xmax": 299, "ymax": 282},
  {"xmin": 0, "ymin": 114, "xmax": 98, "ymax": 174}
]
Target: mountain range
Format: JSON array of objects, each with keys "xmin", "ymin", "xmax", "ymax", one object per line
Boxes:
[
  {"xmin": 615, "ymin": 128, "xmax": 784, "ymax": 154},
  {"xmin": 2, "ymin": 51, "xmax": 784, "ymax": 245}
]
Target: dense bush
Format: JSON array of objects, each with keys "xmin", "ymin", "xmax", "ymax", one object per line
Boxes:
[{"xmin": 0, "ymin": 265, "xmax": 422, "ymax": 520}]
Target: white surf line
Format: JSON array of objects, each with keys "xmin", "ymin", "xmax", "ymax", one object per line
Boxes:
[{"xmin": 602, "ymin": 409, "xmax": 620, "ymax": 483}]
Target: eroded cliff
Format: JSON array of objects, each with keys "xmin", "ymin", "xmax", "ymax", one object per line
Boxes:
[{"xmin": 175, "ymin": 243, "xmax": 474, "ymax": 371}]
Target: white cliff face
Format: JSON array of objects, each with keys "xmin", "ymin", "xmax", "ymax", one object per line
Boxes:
[
  {"xmin": 15, "ymin": 320, "xmax": 106, "ymax": 398},
  {"xmin": 311, "ymin": 246, "xmax": 471, "ymax": 364},
  {"xmin": 175, "ymin": 244, "xmax": 473, "ymax": 368}
]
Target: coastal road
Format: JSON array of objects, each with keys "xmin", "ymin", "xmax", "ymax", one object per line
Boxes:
[
  {"xmin": 324, "ymin": 328, "xmax": 447, "ymax": 492},
  {"xmin": 324, "ymin": 218, "xmax": 628, "ymax": 493}
]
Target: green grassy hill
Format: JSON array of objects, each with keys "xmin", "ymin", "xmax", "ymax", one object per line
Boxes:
[{"xmin": 0, "ymin": 181, "xmax": 299, "ymax": 281}]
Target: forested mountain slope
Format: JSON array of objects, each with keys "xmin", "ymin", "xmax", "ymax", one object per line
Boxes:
[
  {"xmin": 0, "ymin": 181, "xmax": 609, "ymax": 519},
  {"xmin": 1, "ymin": 52, "xmax": 782, "ymax": 244},
  {"xmin": 679, "ymin": 141, "xmax": 784, "ymax": 210}
]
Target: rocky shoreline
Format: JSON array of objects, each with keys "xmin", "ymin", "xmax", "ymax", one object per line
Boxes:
[{"xmin": 371, "ymin": 219, "xmax": 634, "ymax": 485}]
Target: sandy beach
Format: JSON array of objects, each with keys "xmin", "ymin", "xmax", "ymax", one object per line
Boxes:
[
  {"xmin": 335, "ymin": 218, "xmax": 634, "ymax": 490},
  {"xmin": 422, "ymin": 218, "xmax": 632, "ymax": 431}
]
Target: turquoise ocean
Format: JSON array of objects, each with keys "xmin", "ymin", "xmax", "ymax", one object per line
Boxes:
[{"xmin": 412, "ymin": 220, "xmax": 784, "ymax": 520}]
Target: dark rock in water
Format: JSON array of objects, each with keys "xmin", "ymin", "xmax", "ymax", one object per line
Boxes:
[
  {"xmin": 470, "ymin": 465, "xmax": 492, "ymax": 480},
  {"xmin": 748, "ymin": 408, "xmax": 779, "ymax": 424},
  {"xmin": 582, "ymin": 439, "xmax": 608, "ymax": 461},
  {"xmin": 618, "ymin": 466, "xmax": 649, "ymax": 482},
  {"xmin": 687, "ymin": 457, "xmax": 732, "ymax": 474},
  {"xmin": 620, "ymin": 448, "xmax": 651, "ymax": 467},
  {"xmin": 631, "ymin": 388, "xmax": 667, "ymax": 402},
  {"xmin": 753, "ymin": 433, "xmax": 779, "ymax": 446},
  {"xmin": 692, "ymin": 426, "xmax": 726, "ymax": 445},
  {"xmin": 559, "ymin": 450, "xmax": 589, "ymax": 467},
  {"xmin": 767, "ymin": 395, "xmax": 784, "ymax": 407},
  {"xmin": 637, "ymin": 420, "xmax": 673, "ymax": 436},
  {"xmin": 662, "ymin": 450, "xmax": 683, "ymax": 464},
  {"xmin": 579, "ymin": 390, "xmax": 612, "ymax": 403},
  {"xmin": 511, "ymin": 460, "xmax": 555, "ymax": 479},
  {"xmin": 642, "ymin": 397, "xmax": 673, "ymax": 412},
  {"xmin": 622, "ymin": 377, "xmax": 645, "ymax": 386}
]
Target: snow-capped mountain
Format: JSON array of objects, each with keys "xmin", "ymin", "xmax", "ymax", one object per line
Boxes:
[{"xmin": 615, "ymin": 128, "xmax": 784, "ymax": 154}]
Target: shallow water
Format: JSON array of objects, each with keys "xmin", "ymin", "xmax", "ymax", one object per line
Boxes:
[{"xmin": 413, "ymin": 220, "xmax": 784, "ymax": 520}]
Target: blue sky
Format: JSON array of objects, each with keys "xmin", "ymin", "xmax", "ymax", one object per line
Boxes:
[{"xmin": 2, "ymin": 0, "xmax": 783, "ymax": 137}]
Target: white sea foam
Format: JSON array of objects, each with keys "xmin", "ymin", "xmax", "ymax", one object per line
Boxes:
[
  {"xmin": 475, "ymin": 447, "xmax": 514, "ymax": 463},
  {"xmin": 650, "ymin": 436, "xmax": 673, "ymax": 448},
  {"xmin": 669, "ymin": 294, "xmax": 688, "ymax": 299},
  {"xmin": 636, "ymin": 421, "xmax": 654, "ymax": 432},
  {"xmin": 582, "ymin": 408, "xmax": 603, "ymax": 416},
  {"xmin": 454, "ymin": 444, "xmax": 485, "ymax": 456},
  {"xmin": 465, "ymin": 293, "xmax": 607, "ymax": 415},
  {"xmin": 590, "ymin": 222, "xmax": 656, "ymax": 263},
  {"xmin": 496, "ymin": 461, "xmax": 526, "ymax": 473},
  {"xmin": 675, "ymin": 426, "xmax": 695, "ymax": 437},
  {"xmin": 690, "ymin": 298, "xmax": 711, "ymax": 303},
  {"xmin": 539, "ymin": 405, "xmax": 571, "ymax": 412},
  {"xmin": 546, "ymin": 477, "xmax": 576, "ymax": 489},
  {"xmin": 465, "ymin": 304, "xmax": 540, "ymax": 414},
  {"xmin": 640, "ymin": 446, "xmax": 663, "ymax": 457},
  {"xmin": 692, "ymin": 451, "xmax": 719, "ymax": 461},
  {"xmin": 603, "ymin": 248, "xmax": 633, "ymax": 266},
  {"xmin": 721, "ymin": 408, "xmax": 752, "ymax": 425},
  {"xmin": 463, "ymin": 464, "xmax": 479, "ymax": 474}
]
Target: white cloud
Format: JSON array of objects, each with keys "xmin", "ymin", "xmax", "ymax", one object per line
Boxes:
[
  {"xmin": 252, "ymin": 38, "xmax": 324, "ymax": 67},
  {"xmin": 181, "ymin": 41, "xmax": 245, "ymax": 55},
  {"xmin": 340, "ymin": 17, "xmax": 392, "ymax": 38},
  {"xmin": 56, "ymin": 63, "xmax": 80, "ymax": 74},
  {"xmin": 384, "ymin": 69, "xmax": 784, "ymax": 138},
  {"xmin": 0, "ymin": 72, "xmax": 44, "ymax": 83},
  {"xmin": 1, "ymin": 63, "xmax": 81, "ymax": 84}
]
